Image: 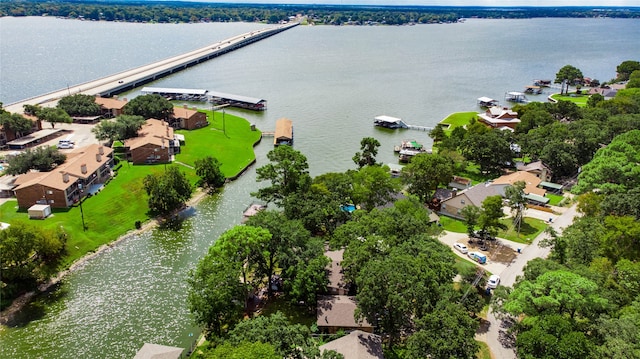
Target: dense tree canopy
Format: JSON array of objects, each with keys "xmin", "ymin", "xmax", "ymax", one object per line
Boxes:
[
  {"xmin": 0, "ymin": 111, "xmax": 33, "ymax": 138},
  {"xmin": 616, "ymin": 60, "xmax": 640, "ymax": 82},
  {"xmin": 253, "ymin": 145, "xmax": 311, "ymax": 206},
  {"xmin": 142, "ymin": 166, "xmax": 193, "ymax": 215},
  {"xmin": 401, "ymin": 153, "xmax": 454, "ymax": 202},
  {"xmin": 57, "ymin": 94, "xmax": 101, "ymax": 117},
  {"xmin": 195, "ymin": 156, "xmax": 226, "ymax": 191},
  {"xmin": 122, "ymin": 94, "xmax": 173, "ymax": 120},
  {"xmin": 5, "ymin": 146, "xmax": 66, "ymax": 175},
  {"xmin": 91, "ymin": 114, "xmax": 146, "ymax": 144},
  {"xmin": 37, "ymin": 107, "xmax": 72, "ymax": 128},
  {"xmin": 555, "ymin": 64, "xmax": 584, "ymax": 85}
]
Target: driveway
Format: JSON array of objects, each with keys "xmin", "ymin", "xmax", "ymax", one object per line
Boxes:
[{"xmin": 478, "ymin": 204, "xmax": 580, "ymax": 359}]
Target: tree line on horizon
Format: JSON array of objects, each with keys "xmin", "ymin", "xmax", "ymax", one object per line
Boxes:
[{"xmin": 1, "ymin": 1, "xmax": 639, "ymax": 25}]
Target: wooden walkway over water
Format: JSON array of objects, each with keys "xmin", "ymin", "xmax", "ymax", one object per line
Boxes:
[{"xmin": 4, "ymin": 21, "xmax": 300, "ymax": 114}]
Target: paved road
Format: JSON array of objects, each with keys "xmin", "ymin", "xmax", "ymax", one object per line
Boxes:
[{"xmin": 481, "ymin": 204, "xmax": 580, "ymax": 359}]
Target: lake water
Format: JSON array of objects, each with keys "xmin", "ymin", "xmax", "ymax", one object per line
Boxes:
[{"xmin": 1, "ymin": 16, "xmax": 639, "ymax": 358}]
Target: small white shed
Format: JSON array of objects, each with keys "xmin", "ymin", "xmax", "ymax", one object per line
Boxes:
[{"xmin": 28, "ymin": 204, "xmax": 51, "ymax": 219}]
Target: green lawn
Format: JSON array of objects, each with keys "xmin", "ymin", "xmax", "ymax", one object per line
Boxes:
[
  {"xmin": 175, "ymin": 110, "xmax": 262, "ymax": 177},
  {"xmin": 440, "ymin": 215, "xmax": 547, "ymax": 244},
  {"xmin": 498, "ymin": 217, "xmax": 547, "ymax": 244},
  {"xmin": 476, "ymin": 340, "xmax": 492, "ymax": 359},
  {"xmin": 439, "ymin": 112, "xmax": 478, "ymax": 135},
  {"xmin": 1, "ymin": 111, "xmax": 261, "ymax": 269},
  {"xmin": 546, "ymin": 193, "xmax": 564, "ymax": 206},
  {"xmin": 550, "ymin": 93, "xmax": 590, "ymax": 107},
  {"xmin": 455, "ymin": 162, "xmax": 495, "ymax": 185}
]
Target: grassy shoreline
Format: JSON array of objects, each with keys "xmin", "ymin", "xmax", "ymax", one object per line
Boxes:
[{"xmin": 0, "ymin": 110, "xmax": 261, "ymax": 314}]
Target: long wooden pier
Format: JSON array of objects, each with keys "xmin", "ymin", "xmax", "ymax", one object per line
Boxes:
[{"xmin": 4, "ymin": 21, "xmax": 299, "ymax": 114}]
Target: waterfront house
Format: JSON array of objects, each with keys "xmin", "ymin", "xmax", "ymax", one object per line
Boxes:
[
  {"xmin": 123, "ymin": 119, "xmax": 179, "ymax": 165},
  {"xmin": 440, "ymin": 182, "xmax": 504, "ymax": 219},
  {"xmin": 94, "ymin": 96, "xmax": 127, "ymax": 118},
  {"xmin": 13, "ymin": 144, "xmax": 114, "ymax": 209},
  {"xmin": 317, "ymin": 295, "xmax": 373, "ymax": 334},
  {"xmin": 172, "ymin": 105, "xmax": 209, "ymax": 130},
  {"xmin": 477, "ymin": 106, "xmax": 521, "ymax": 131},
  {"xmin": 516, "ymin": 160, "xmax": 552, "ymax": 182},
  {"xmin": 319, "ymin": 330, "xmax": 384, "ymax": 359}
]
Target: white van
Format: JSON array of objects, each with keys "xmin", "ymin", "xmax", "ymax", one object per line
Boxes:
[{"xmin": 58, "ymin": 140, "xmax": 74, "ymax": 149}]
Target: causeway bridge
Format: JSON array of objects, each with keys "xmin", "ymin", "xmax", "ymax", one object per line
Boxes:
[{"xmin": 4, "ymin": 21, "xmax": 299, "ymax": 114}]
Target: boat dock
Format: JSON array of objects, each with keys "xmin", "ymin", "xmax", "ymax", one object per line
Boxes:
[
  {"xmin": 141, "ymin": 87, "xmax": 267, "ymax": 111},
  {"xmin": 142, "ymin": 87, "xmax": 209, "ymax": 101},
  {"xmin": 209, "ymin": 91, "xmax": 267, "ymax": 111},
  {"xmin": 3, "ymin": 21, "xmax": 299, "ymax": 114},
  {"xmin": 373, "ymin": 115, "xmax": 432, "ymax": 132},
  {"xmin": 273, "ymin": 118, "xmax": 293, "ymax": 146}
]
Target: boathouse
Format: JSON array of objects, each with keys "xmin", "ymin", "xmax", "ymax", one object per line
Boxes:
[
  {"xmin": 141, "ymin": 87, "xmax": 209, "ymax": 101},
  {"xmin": 208, "ymin": 91, "xmax": 267, "ymax": 111},
  {"xmin": 274, "ymin": 118, "xmax": 293, "ymax": 146},
  {"xmin": 477, "ymin": 97, "xmax": 499, "ymax": 107},
  {"xmin": 373, "ymin": 115, "xmax": 407, "ymax": 129}
]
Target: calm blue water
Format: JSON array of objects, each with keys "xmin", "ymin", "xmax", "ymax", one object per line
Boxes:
[{"xmin": 0, "ymin": 16, "xmax": 639, "ymax": 358}]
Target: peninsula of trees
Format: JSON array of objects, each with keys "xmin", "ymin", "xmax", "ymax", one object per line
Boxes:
[{"xmin": 1, "ymin": 1, "xmax": 638, "ymax": 25}]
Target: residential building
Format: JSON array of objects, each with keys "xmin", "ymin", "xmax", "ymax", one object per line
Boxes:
[
  {"xmin": 13, "ymin": 144, "xmax": 114, "ymax": 208},
  {"xmin": 477, "ymin": 106, "xmax": 521, "ymax": 131},
  {"xmin": 0, "ymin": 114, "xmax": 42, "ymax": 150},
  {"xmin": 319, "ymin": 330, "xmax": 384, "ymax": 359},
  {"xmin": 325, "ymin": 249, "xmax": 349, "ymax": 295},
  {"xmin": 516, "ymin": 160, "xmax": 552, "ymax": 182},
  {"xmin": 172, "ymin": 105, "xmax": 209, "ymax": 130},
  {"xmin": 317, "ymin": 295, "xmax": 373, "ymax": 334},
  {"xmin": 123, "ymin": 119, "xmax": 179, "ymax": 164},
  {"xmin": 439, "ymin": 182, "xmax": 504, "ymax": 219},
  {"xmin": 94, "ymin": 96, "xmax": 127, "ymax": 118}
]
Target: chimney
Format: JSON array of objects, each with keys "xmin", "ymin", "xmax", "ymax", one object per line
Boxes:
[
  {"xmin": 96, "ymin": 153, "xmax": 102, "ymax": 162},
  {"xmin": 81, "ymin": 164, "xmax": 87, "ymax": 174},
  {"xmin": 192, "ymin": 107, "xmax": 197, "ymax": 111},
  {"xmin": 113, "ymin": 95, "xmax": 118, "ymax": 100},
  {"xmin": 62, "ymin": 172, "xmax": 69, "ymax": 183},
  {"xmin": 98, "ymin": 146, "xmax": 104, "ymax": 155},
  {"xmin": 183, "ymin": 104, "xmax": 188, "ymax": 109},
  {"xmin": 123, "ymin": 97, "xmax": 128, "ymax": 102}
]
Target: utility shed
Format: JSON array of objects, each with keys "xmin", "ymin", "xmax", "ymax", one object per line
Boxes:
[
  {"xmin": 274, "ymin": 118, "xmax": 293, "ymax": 146},
  {"xmin": 28, "ymin": 204, "xmax": 51, "ymax": 219}
]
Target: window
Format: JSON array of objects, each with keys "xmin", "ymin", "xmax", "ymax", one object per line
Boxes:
[
  {"xmin": 47, "ymin": 190, "xmax": 53, "ymax": 195},
  {"xmin": 460, "ymin": 200, "xmax": 465, "ymax": 204}
]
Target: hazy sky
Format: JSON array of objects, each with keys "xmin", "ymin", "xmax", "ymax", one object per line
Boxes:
[{"xmin": 194, "ymin": 0, "xmax": 640, "ymax": 6}]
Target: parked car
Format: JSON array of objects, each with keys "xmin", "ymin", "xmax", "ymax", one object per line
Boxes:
[
  {"xmin": 58, "ymin": 140, "xmax": 74, "ymax": 149},
  {"xmin": 487, "ymin": 274, "xmax": 500, "ymax": 289},
  {"xmin": 453, "ymin": 243, "xmax": 468, "ymax": 254},
  {"xmin": 468, "ymin": 252, "xmax": 487, "ymax": 264}
]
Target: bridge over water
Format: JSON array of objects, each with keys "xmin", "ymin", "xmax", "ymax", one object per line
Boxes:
[{"xmin": 4, "ymin": 21, "xmax": 299, "ymax": 114}]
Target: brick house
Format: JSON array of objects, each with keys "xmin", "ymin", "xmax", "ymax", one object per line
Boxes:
[
  {"xmin": 0, "ymin": 114, "xmax": 42, "ymax": 150},
  {"xmin": 477, "ymin": 106, "xmax": 521, "ymax": 131},
  {"xmin": 13, "ymin": 144, "xmax": 114, "ymax": 208},
  {"xmin": 171, "ymin": 106, "xmax": 208, "ymax": 130},
  {"xmin": 94, "ymin": 96, "xmax": 128, "ymax": 118},
  {"xmin": 124, "ymin": 119, "xmax": 179, "ymax": 164}
]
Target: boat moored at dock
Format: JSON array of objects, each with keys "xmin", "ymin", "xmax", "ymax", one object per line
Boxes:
[{"xmin": 374, "ymin": 115, "xmax": 408, "ymax": 129}]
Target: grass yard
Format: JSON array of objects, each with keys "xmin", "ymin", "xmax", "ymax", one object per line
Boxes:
[
  {"xmin": 546, "ymin": 193, "xmax": 564, "ymax": 206},
  {"xmin": 476, "ymin": 340, "xmax": 493, "ymax": 359},
  {"xmin": 439, "ymin": 112, "xmax": 478, "ymax": 135},
  {"xmin": 456, "ymin": 162, "xmax": 494, "ymax": 185},
  {"xmin": 260, "ymin": 295, "xmax": 316, "ymax": 327},
  {"xmin": 440, "ymin": 215, "xmax": 468, "ymax": 233},
  {"xmin": 1, "ymin": 110, "xmax": 261, "ymax": 269},
  {"xmin": 498, "ymin": 217, "xmax": 547, "ymax": 244},
  {"xmin": 175, "ymin": 110, "xmax": 262, "ymax": 178},
  {"xmin": 550, "ymin": 93, "xmax": 590, "ymax": 107}
]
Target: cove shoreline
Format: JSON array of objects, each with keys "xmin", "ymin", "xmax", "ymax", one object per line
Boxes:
[{"xmin": 0, "ymin": 136, "xmax": 262, "ymax": 328}]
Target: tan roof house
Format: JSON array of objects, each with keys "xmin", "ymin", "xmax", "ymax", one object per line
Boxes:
[
  {"xmin": 13, "ymin": 144, "xmax": 114, "ymax": 208},
  {"xmin": 516, "ymin": 160, "xmax": 552, "ymax": 182},
  {"xmin": 317, "ymin": 295, "xmax": 373, "ymax": 334},
  {"xmin": 492, "ymin": 170, "xmax": 546, "ymax": 197},
  {"xmin": 172, "ymin": 105, "xmax": 208, "ymax": 130},
  {"xmin": 319, "ymin": 330, "xmax": 384, "ymax": 359},
  {"xmin": 477, "ymin": 106, "xmax": 521, "ymax": 130},
  {"xmin": 94, "ymin": 96, "xmax": 127, "ymax": 118},
  {"xmin": 124, "ymin": 119, "xmax": 178, "ymax": 165}
]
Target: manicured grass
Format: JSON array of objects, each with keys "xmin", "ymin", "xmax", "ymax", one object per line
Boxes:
[
  {"xmin": 476, "ymin": 340, "xmax": 492, "ymax": 359},
  {"xmin": 550, "ymin": 93, "xmax": 589, "ymax": 107},
  {"xmin": 456, "ymin": 162, "xmax": 494, "ymax": 185},
  {"xmin": 440, "ymin": 215, "xmax": 468, "ymax": 233},
  {"xmin": 546, "ymin": 193, "xmax": 564, "ymax": 206},
  {"xmin": 1, "ymin": 111, "xmax": 260, "ymax": 269},
  {"xmin": 175, "ymin": 110, "xmax": 262, "ymax": 178},
  {"xmin": 439, "ymin": 112, "xmax": 478, "ymax": 134},
  {"xmin": 498, "ymin": 217, "xmax": 547, "ymax": 244}
]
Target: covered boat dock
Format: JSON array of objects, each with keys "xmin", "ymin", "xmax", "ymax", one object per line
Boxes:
[
  {"xmin": 477, "ymin": 96, "xmax": 499, "ymax": 107},
  {"xmin": 208, "ymin": 91, "xmax": 267, "ymax": 111},
  {"xmin": 141, "ymin": 87, "xmax": 208, "ymax": 101},
  {"xmin": 274, "ymin": 118, "xmax": 293, "ymax": 146},
  {"xmin": 374, "ymin": 115, "xmax": 408, "ymax": 129}
]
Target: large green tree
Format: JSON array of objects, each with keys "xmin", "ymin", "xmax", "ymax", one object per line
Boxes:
[
  {"xmin": 401, "ymin": 153, "xmax": 454, "ymax": 202},
  {"xmin": 195, "ymin": 156, "xmax": 226, "ymax": 192},
  {"xmin": 504, "ymin": 181, "xmax": 527, "ymax": 231},
  {"xmin": 122, "ymin": 94, "xmax": 173, "ymax": 120},
  {"xmin": 57, "ymin": 94, "xmax": 101, "ymax": 117},
  {"xmin": 478, "ymin": 195, "xmax": 506, "ymax": 234},
  {"xmin": 555, "ymin": 64, "xmax": 584, "ymax": 86},
  {"xmin": 0, "ymin": 111, "xmax": 33, "ymax": 138},
  {"xmin": 37, "ymin": 107, "xmax": 72, "ymax": 128},
  {"xmin": 142, "ymin": 165, "xmax": 193, "ymax": 215},
  {"xmin": 92, "ymin": 115, "xmax": 146, "ymax": 144},
  {"xmin": 349, "ymin": 165, "xmax": 401, "ymax": 211},
  {"xmin": 252, "ymin": 145, "xmax": 311, "ymax": 206},
  {"xmin": 616, "ymin": 60, "xmax": 640, "ymax": 82},
  {"xmin": 461, "ymin": 130, "xmax": 513, "ymax": 175},
  {"xmin": 352, "ymin": 136, "xmax": 381, "ymax": 168},
  {"xmin": 5, "ymin": 146, "xmax": 66, "ymax": 175}
]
